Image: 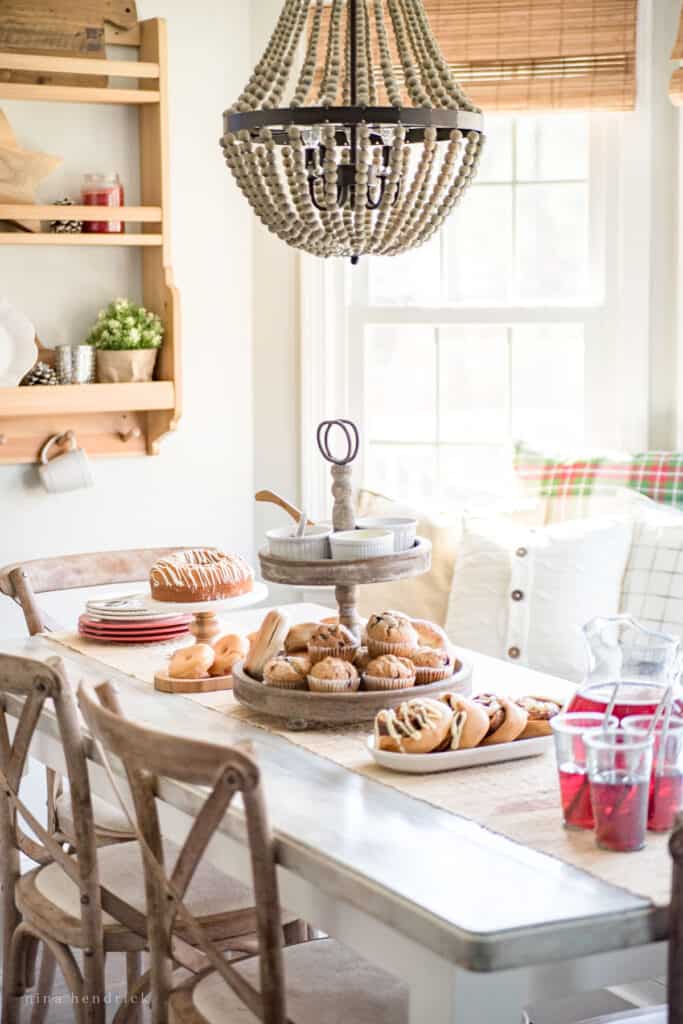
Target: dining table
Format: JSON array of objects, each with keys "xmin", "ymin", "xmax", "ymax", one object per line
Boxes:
[{"xmin": 1, "ymin": 600, "xmax": 671, "ymax": 1024}]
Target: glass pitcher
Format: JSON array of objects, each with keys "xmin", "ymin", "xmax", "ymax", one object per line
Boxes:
[{"xmin": 566, "ymin": 616, "xmax": 681, "ymax": 720}]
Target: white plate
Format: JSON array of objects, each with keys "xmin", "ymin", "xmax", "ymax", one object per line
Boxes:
[
  {"xmin": 0, "ymin": 299, "xmax": 36, "ymax": 386},
  {"xmin": 144, "ymin": 581, "xmax": 268, "ymax": 613},
  {"xmin": 86, "ymin": 595, "xmax": 180, "ymax": 620},
  {"xmin": 366, "ymin": 734, "xmax": 552, "ymax": 774}
]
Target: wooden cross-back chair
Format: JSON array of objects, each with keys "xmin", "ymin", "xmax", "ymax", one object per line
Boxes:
[
  {"xmin": 0, "ymin": 653, "xmax": 145, "ymax": 1024},
  {"xmin": 79, "ymin": 680, "xmax": 410, "ymax": 1024},
  {"xmin": 0, "ymin": 548, "xmax": 190, "ymax": 849},
  {"xmin": 0, "ymin": 655, "xmax": 302, "ymax": 1024},
  {"xmin": 0, "ymin": 548, "xmax": 188, "ymax": 637}
]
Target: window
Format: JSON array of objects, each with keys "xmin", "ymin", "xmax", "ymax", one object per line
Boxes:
[{"xmin": 345, "ymin": 112, "xmax": 611, "ymax": 507}]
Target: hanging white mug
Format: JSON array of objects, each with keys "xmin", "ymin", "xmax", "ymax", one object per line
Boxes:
[{"xmin": 38, "ymin": 432, "xmax": 94, "ymax": 493}]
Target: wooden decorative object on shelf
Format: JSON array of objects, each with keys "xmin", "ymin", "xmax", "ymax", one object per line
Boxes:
[
  {"xmin": 0, "ymin": 17, "xmax": 182, "ymax": 464},
  {"xmin": 0, "ymin": 0, "xmax": 139, "ymax": 87}
]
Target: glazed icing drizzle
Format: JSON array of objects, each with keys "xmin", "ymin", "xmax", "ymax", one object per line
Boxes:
[
  {"xmin": 377, "ymin": 699, "xmax": 443, "ymax": 750},
  {"xmin": 150, "ymin": 549, "xmax": 253, "ymax": 589}
]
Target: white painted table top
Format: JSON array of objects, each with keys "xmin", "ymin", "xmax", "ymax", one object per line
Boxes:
[{"xmin": 1, "ymin": 602, "xmax": 665, "ymax": 974}]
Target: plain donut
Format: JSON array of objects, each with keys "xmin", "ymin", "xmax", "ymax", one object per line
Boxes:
[{"xmin": 169, "ymin": 644, "xmax": 214, "ymax": 680}]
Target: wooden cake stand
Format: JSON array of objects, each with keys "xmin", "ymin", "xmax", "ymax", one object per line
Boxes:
[{"xmin": 146, "ymin": 582, "xmax": 268, "ymax": 694}]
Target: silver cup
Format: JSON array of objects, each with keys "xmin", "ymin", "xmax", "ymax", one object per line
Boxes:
[{"xmin": 57, "ymin": 345, "xmax": 95, "ymax": 384}]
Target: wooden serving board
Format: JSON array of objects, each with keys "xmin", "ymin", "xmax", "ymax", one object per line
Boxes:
[
  {"xmin": 232, "ymin": 659, "xmax": 473, "ymax": 729},
  {"xmin": 0, "ymin": 0, "xmax": 138, "ymax": 86},
  {"xmin": 154, "ymin": 671, "xmax": 233, "ymax": 695}
]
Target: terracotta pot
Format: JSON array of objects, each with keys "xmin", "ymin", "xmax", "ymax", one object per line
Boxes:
[{"xmin": 96, "ymin": 348, "xmax": 158, "ymax": 383}]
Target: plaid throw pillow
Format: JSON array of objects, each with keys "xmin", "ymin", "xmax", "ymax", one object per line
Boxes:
[{"xmin": 514, "ymin": 443, "xmax": 683, "ymax": 508}]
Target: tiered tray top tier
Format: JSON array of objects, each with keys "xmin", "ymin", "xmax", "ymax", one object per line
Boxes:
[{"xmin": 258, "ymin": 537, "xmax": 432, "ymax": 587}]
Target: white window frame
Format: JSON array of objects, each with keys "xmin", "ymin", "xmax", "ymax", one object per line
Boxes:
[{"xmin": 299, "ymin": 0, "xmax": 666, "ymax": 521}]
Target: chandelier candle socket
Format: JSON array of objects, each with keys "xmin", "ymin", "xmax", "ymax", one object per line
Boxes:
[{"xmin": 221, "ymin": 0, "xmax": 484, "ymax": 262}]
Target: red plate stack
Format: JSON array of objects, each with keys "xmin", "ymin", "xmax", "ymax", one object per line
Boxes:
[
  {"xmin": 78, "ymin": 614, "xmax": 191, "ymax": 645},
  {"xmin": 78, "ymin": 595, "xmax": 191, "ymax": 645}
]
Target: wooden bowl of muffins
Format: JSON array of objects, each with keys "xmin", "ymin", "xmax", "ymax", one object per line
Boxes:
[{"xmin": 231, "ymin": 609, "xmax": 472, "ymax": 728}]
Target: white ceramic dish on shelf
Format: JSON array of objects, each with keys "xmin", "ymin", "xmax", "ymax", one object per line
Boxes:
[
  {"xmin": 330, "ymin": 528, "xmax": 393, "ymax": 561},
  {"xmin": 366, "ymin": 734, "xmax": 552, "ymax": 774},
  {"xmin": 266, "ymin": 524, "xmax": 332, "ymax": 561},
  {"xmin": 356, "ymin": 516, "xmax": 417, "ymax": 552},
  {"xmin": 0, "ymin": 299, "xmax": 36, "ymax": 386}
]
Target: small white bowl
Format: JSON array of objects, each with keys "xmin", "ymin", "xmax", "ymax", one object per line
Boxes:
[
  {"xmin": 330, "ymin": 529, "xmax": 393, "ymax": 561},
  {"xmin": 356, "ymin": 516, "xmax": 417, "ymax": 552},
  {"xmin": 267, "ymin": 525, "xmax": 331, "ymax": 561}
]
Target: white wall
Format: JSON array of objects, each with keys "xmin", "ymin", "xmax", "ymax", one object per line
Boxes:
[
  {"xmin": 250, "ymin": 0, "xmax": 303, "ymax": 606},
  {"xmin": 0, "ymin": 0, "xmax": 254, "ymax": 635}
]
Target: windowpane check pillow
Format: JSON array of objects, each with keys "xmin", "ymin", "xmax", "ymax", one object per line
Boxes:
[
  {"xmin": 620, "ymin": 507, "xmax": 683, "ymax": 643},
  {"xmin": 514, "ymin": 443, "xmax": 683, "ymax": 521}
]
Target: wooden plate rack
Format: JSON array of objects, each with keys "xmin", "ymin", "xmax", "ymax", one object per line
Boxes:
[{"xmin": 0, "ymin": 18, "xmax": 181, "ymax": 463}]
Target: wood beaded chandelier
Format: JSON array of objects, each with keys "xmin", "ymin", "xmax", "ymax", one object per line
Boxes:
[{"xmin": 221, "ymin": 0, "xmax": 485, "ymax": 263}]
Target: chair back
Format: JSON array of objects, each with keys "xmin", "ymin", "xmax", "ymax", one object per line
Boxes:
[
  {"xmin": 0, "ymin": 548, "xmax": 188, "ymax": 634},
  {"xmin": 670, "ymin": 820, "xmax": 683, "ymax": 1023},
  {"xmin": 0, "ymin": 654, "xmax": 106, "ymax": 988},
  {"xmin": 78, "ymin": 680, "xmax": 286, "ymax": 1024}
]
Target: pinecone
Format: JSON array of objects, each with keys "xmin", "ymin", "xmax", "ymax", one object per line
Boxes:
[
  {"xmin": 49, "ymin": 198, "xmax": 83, "ymax": 234},
  {"xmin": 20, "ymin": 362, "xmax": 59, "ymax": 386}
]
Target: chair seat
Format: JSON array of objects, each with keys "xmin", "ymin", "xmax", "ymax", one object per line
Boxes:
[
  {"xmin": 19, "ymin": 839, "xmax": 256, "ymax": 947},
  {"xmin": 176, "ymin": 938, "xmax": 409, "ymax": 1024},
  {"xmin": 55, "ymin": 789, "xmax": 135, "ymax": 839}
]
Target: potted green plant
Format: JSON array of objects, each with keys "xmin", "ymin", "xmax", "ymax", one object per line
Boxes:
[{"xmin": 85, "ymin": 298, "xmax": 164, "ymax": 383}]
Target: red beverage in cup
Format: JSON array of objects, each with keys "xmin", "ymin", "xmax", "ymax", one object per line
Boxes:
[
  {"xmin": 590, "ymin": 773, "xmax": 649, "ymax": 851},
  {"xmin": 558, "ymin": 767, "xmax": 593, "ymax": 829},
  {"xmin": 649, "ymin": 770, "xmax": 683, "ymax": 832}
]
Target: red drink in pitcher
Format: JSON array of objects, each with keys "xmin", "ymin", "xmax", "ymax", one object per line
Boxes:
[
  {"xmin": 590, "ymin": 773, "xmax": 650, "ymax": 852},
  {"xmin": 558, "ymin": 767, "xmax": 594, "ymax": 830},
  {"xmin": 567, "ymin": 682, "xmax": 681, "ymax": 721}
]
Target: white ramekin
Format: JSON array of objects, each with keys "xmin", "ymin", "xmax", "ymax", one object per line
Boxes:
[
  {"xmin": 356, "ymin": 516, "xmax": 418, "ymax": 552},
  {"xmin": 267, "ymin": 525, "xmax": 332, "ymax": 561},
  {"xmin": 330, "ymin": 528, "xmax": 393, "ymax": 561}
]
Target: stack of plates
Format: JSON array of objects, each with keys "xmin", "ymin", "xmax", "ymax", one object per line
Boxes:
[{"xmin": 79, "ymin": 595, "xmax": 191, "ymax": 645}]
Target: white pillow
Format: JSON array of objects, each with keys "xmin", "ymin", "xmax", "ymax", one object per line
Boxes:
[
  {"xmin": 620, "ymin": 505, "xmax": 683, "ymax": 642},
  {"xmin": 446, "ymin": 516, "xmax": 634, "ymax": 682}
]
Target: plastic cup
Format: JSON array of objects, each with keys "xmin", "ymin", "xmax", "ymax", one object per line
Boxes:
[
  {"xmin": 584, "ymin": 731, "xmax": 654, "ymax": 852},
  {"xmin": 550, "ymin": 713, "xmax": 618, "ymax": 830},
  {"xmin": 623, "ymin": 714, "xmax": 683, "ymax": 832}
]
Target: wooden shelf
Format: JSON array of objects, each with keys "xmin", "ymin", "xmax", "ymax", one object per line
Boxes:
[
  {"xmin": 0, "ymin": 83, "xmax": 160, "ymax": 104},
  {"xmin": 0, "ymin": 205, "xmax": 162, "ymax": 223},
  {"xmin": 0, "ymin": 382, "xmax": 175, "ymax": 417},
  {"xmin": 0, "ymin": 53, "xmax": 160, "ymax": 79},
  {"xmin": 0, "ymin": 19, "xmax": 181, "ymax": 463},
  {"xmin": 0, "ymin": 233, "xmax": 163, "ymax": 246}
]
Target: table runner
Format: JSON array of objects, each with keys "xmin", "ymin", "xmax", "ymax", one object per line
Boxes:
[{"xmin": 52, "ymin": 630, "xmax": 672, "ymax": 909}]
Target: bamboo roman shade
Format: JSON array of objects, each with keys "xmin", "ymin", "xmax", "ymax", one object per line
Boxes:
[
  {"xmin": 425, "ymin": 1, "xmax": 638, "ymax": 111},
  {"xmin": 310, "ymin": 0, "xmax": 638, "ymax": 112},
  {"xmin": 670, "ymin": 3, "xmax": 683, "ymax": 105}
]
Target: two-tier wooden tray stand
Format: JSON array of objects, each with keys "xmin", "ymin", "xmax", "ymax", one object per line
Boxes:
[
  {"xmin": 0, "ymin": 17, "xmax": 181, "ymax": 463},
  {"xmin": 232, "ymin": 420, "xmax": 475, "ymax": 729}
]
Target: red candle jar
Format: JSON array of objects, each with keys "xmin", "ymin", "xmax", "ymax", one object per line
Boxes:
[{"xmin": 81, "ymin": 173, "xmax": 124, "ymax": 233}]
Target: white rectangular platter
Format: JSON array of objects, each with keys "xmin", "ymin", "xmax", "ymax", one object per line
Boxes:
[{"xmin": 366, "ymin": 734, "xmax": 552, "ymax": 774}]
